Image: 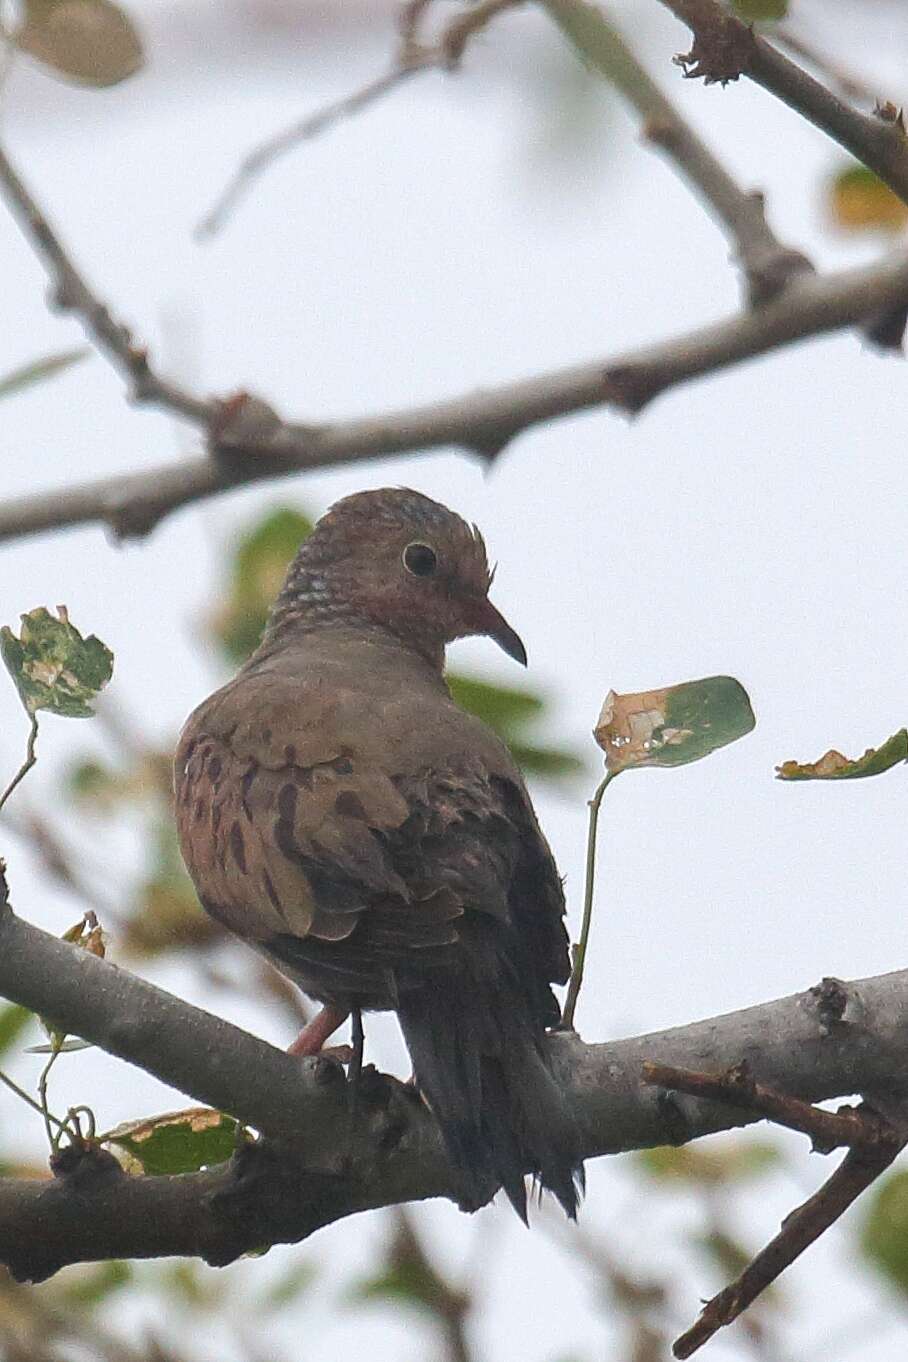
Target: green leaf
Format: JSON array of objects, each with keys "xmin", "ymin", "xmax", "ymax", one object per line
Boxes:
[
  {"xmin": 347, "ymin": 1260, "xmax": 444, "ymax": 1315},
  {"xmin": 1, "ymin": 607, "xmax": 113, "ymax": 719},
  {"xmin": 730, "ymin": 0, "xmax": 787, "ymax": 18},
  {"xmin": 507, "ymin": 742, "xmax": 586, "ymax": 779},
  {"xmin": 447, "ymin": 673, "xmax": 544, "ymax": 731},
  {"xmin": 861, "ymin": 1170, "xmax": 908, "ymax": 1292},
  {"xmin": 777, "ymin": 729, "xmax": 908, "ymax": 781},
  {"xmin": 595, "ymin": 676, "xmax": 755, "ymax": 773},
  {"xmin": 210, "ymin": 507, "xmax": 314, "ymax": 664},
  {"xmin": 828, "ymin": 164, "xmax": 908, "ymax": 234},
  {"xmin": 0, "ymin": 1002, "xmax": 34, "ymax": 1058},
  {"xmin": 636, "ymin": 1140, "xmax": 782, "ymax": 1185},
  {"xmin": 104, "ymin": 1108, "xmax": 239, "ymax": 1175},
  {"xmin": 17, "ymin": 0, "xmax": 143, "ymax": 87},
  {"xmin": 257, "ymin": 1260, "xmax": 318, "ymax": 1310},
  {"xmin": 0, "ymin": 348, "xmax": 89, "ymax": 401},
  {"xmin": 57, "ymin": 1260, "xmax": 132, "ymax": 1308}
]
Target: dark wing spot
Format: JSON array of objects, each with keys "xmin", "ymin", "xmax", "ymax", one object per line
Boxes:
[
  {"xmin": 241, "ymin": 766, "xmax": 256, "ymax": 818},
  {"xmin": 285, "ymin": 744, "xmax": 297, "ymax": 764},
  {"xmin": 194, "ymin": 797, "xmax": 205, "ymax": 822},
  {"xmin": 335, "ymin": 790, "xmax": 368, "ymax": 820},
  {"xmin": 277, "ymin": 783, "xmax": 298, "ymax": 823},
  {"xmin": 229, "ymin": 821, "xmax": 247, "ymax": 873},
  {"xmin": 262, "ymin": 870, "xmax": 283, "ymax": 913},
  {"xmin": 207, "ymin": 756, "xmax": 222, "ymax": 780},
  {"xmin": 333, "ymin": 757, "xmax": 354, "ymax": 775}
]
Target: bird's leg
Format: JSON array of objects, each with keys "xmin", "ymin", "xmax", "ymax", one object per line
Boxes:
[
  {"xmin": 287, "ymin": 1003, "xmax": 349, "ymax": 1057},
  {"xmin": 348, "ymin": 1005, "xmax": 365, "ymax": 1122}
]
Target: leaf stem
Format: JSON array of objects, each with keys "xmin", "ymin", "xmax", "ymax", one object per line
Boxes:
[
  {"xmin": 0, "ymin": 1062, "xmax": 66, "ymax": 1132},
  {"xmin": 0, "ymin": 715, "xmax": 38, "ymax": 812},
  {"xmin": 561, "ymin": 770, "xmax": 615, "ymax": 1030}
]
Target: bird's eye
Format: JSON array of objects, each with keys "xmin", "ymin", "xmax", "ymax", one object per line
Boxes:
[{"xmin": 403, "ymin": 542, "xmax": 438, "ymax": 577}]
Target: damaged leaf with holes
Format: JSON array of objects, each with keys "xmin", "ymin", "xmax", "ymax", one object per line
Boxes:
[
  {"xmin": 777, "ymin": 729, "xmax": 908, "ymax": 781},
  {"xmin": 595, "ymin": 676, "xmax": 755, "ymax": 773},
  {"xmin": 103, "ymin": 1108, "xmax": 240, "ymax": 1175},
  {"xmin": 1, "ymin": 607, "xmax": 113, "ymax": 718}
]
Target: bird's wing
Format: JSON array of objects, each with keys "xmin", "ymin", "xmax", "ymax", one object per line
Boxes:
[{"xmin": 175, "ymin": 672, "xmax": 568, "ymax": 1018}]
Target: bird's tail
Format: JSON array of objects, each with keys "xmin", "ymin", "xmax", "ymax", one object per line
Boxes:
[{"xmin": 396, "ymin": 935, "xmax": 583, "ymax": 1221}]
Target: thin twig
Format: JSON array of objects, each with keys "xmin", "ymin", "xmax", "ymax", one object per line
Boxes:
[
  {"xmin": 0, "ymin": 145, "xmax": 212, "ymax": 424},
  {"xmin": 562, "ymin": 770, "xmax": 613, "ymax": 1029},
  {"xmin": 198, "ymin": 0, "xmax": 523, "ymax": 238},
  {"xmin": 0, "ymin": 717, "xmax": 38, "ymax": 813},
  {"xmin": 0, "ymin": 245, "xmax": 906, "ymax": 544},
  {"xmin": 0, "ymin": 1064, "xmax": 66, "ymax": 1134},
  {"xmin": 673, "ymin": 1136, "xmax": 904, "ymax": 1357},
  {"xmin": 657, "ymin": 0, "xmax": 908, "ymax": 206},
  {"xmin": 546, "ymin": 4, "xmax": 811, "ymax": 304},
  {"xmin": 641, "ymin": 1061, "xmax": 907, "ymax": 1356},
  {"xmin": 641, "ymin": 1060, "xmax": 895, "ymax": 1152}
]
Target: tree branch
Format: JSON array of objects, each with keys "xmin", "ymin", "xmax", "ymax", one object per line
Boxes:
[
  {"xmin": 545, "ymin": 3, "xmax": 811, "ymax": 305},
  {"xmin": 657, "ymin": 0, "xmax": 908, "ymax": 207},
  {"xmin": 1, "ymin": 246, "xmax": 907, "ymax": 542},
  {"xmin": 2, "ymin": 893, "xmax": 908, "ymax": 1280}
]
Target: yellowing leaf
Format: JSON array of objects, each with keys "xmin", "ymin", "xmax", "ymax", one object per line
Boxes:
[
  {"xmin": 17, "ymin": 0, "xmax": 143, "ymax": 87},
  {"xmin": 829, "ymin": 165, "xmax": 908, "ymax": 234},
  {"xmin": 777, "ymin": 729, "xmax": 908, "ymax": 781},
  {"xmin": 595, "ymin": 676, "xmax": 755, "ymax": 773},
  {"xmin": 1, "ymin": 607, "xmax": 113, "ymax": 719},
  {"xmin": 104, "ymin": 1107, "xmax": 239, "ymax": 1175}
]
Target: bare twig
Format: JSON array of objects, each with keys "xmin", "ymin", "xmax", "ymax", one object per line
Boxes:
[
  {"xmin": 657, "ymin": 0, "xmax": 908, "ymax": 207},
  {"xmin": 198, "ymin": 0, "xmax": 523, "ymax": 238},
  {"xmin": 0, "ymin": 718, "xmax": 38, "ymax": 812},
  {"xmin": 642, "ymin": 1061, "xmax": 907, "ymax": 1357},
  {"xmin": 0, "ymin": 246, "xmax": 906, "ymax": 543},
  {"xmin": 673, "ymin": 1135, "xmax": 903, "ymax": 1358},
  {"xmin": 0, "ymin": 146, "xmax": 212, "ymax": 425},
  {"xmin": 546, "ymin": 4, "xmax": 811, "ymax": 304}
]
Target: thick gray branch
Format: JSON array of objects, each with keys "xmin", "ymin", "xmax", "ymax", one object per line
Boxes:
[
  {"xmin": 0, "ymin": 901, "xmax": 907, "ymax": 1280},
  {"xmin": 2, "ymin": 247, "xmax": 907, "ymax": 543}
]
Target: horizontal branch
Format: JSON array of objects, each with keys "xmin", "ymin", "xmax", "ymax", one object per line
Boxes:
[
  {"xmin": 2, "ymin": 247, "xmax": 908, "ymax": 542},
  {"xmin": 657, "ymin": 0, "xmax": 908, "ymax": 206},
  {"xmin": 2, "ymin": 893, "xmax": 908, "ymax": 1279}
]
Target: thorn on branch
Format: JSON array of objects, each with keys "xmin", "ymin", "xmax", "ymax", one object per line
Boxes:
[{"xmin": 673, "ymin": 14, "xmax": 756, "ymax": 87}]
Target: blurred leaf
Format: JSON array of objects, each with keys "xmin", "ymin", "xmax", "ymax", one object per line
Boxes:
[
  {"xmin": 508, "ymin": 741, "xmax": 585, "ymax": 779},
  {"xmin": 862, "ymin": 1169, "xmax": 908, "ymax": 1291},
  {"xmin": 17, "ymin": 0, "xmax": 143, "ymax": 87},
  {"xmin": 124, "ymin": 819, "xmax": 217, "ymax": 957},
  {"xmin": 730, "ymin": 0, "xmax": 787, "ymax": 18},
  {"xmin": 777, "ymin": 729, "xmax": 908, "ymax": 781},
  {"xmin": 257, "ymin": 1259, "xmax": 318, "ymax": 1310},
  {"xmin": 636, "ymin": 1140, "xmax": 782, "ymax": 1185},
  {"xmin": 829, "ymin": 164, "xmax": 908, "ymax": 234},
  {"xmin": 0, "ymin": 1003, "xmax": 34, "ymax": 1058},
  {"xmin": 209, "ymin": 507, "xmax": 314, "ymax": 664},
  {"xmin": 447, "ymin": 673, "xmax": 543, "ymax": 729},
  {"xmin": 0, "ymin": 348, "xmax": 89, "ymax": 401},
  {"xmin": 67, "ymin": 757, "xmax": 121, "ymax": 808},
  {"xmin": 694, "ymin": 1229, "xmax": 755, "ymax": 1281},
  {"xmin": 56, "ymin": 1260, "xmax": 132, "ymax": 1308},
  {"xmin": 1, "ymin": 606, "xmax": 113, "ymax": 719},
  {"xmin": 449, "ymin": 673, "xmax": 584, "ymax": 781},
  {"xmin": 595, "ymin": 676, "xmax": 755, "ymax": 773},
  {"xmin": 347, "ymin": 1260, "xmax": 445, "ymax": 1315},
  {"xmin": 104, "ymin": 1108, "xmax": 238, "ymax": 1175},
  {"xmin": 26, "ymin": 1038, "xmax": 93, "ymax": 1053}
]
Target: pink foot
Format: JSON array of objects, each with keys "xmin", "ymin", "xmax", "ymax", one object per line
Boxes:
[{"xmin": 287, "ymin": 1003, "xmax": 349, "ymax": 1057}]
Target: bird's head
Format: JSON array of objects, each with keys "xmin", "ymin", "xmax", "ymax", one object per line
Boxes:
[{"xmin": 266, "ymin": 488, "xmax": 526, "ymax": 670}]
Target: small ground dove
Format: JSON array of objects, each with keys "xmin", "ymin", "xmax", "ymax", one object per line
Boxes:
[{"xmin": 175, "ymin": 489, "xmax": 583, "ymax": 1219}]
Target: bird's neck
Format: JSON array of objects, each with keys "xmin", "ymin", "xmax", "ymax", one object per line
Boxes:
[{"xmin": 256, "ymin": 571, "xmax": 447, "ymax": 676}]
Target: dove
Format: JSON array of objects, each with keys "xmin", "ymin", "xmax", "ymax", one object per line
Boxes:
[{"xmin": 175, "ymin": 488, "xmax": 583, "ymax": 1219}]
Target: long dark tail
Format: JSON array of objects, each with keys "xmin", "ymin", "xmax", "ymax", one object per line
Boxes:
[{"xmin": 396, "ymin": 939, "xmax": 583, "ymax": 1221}]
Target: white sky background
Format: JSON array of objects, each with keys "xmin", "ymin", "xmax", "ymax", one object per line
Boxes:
[{"xmin": 2, "ymin": 0, "xmax": 908, "ymax": 1357}]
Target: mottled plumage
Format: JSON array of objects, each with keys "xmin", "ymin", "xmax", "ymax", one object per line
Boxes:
[{"xmin": 175, "ymin": 489, "xmax": 583, "ymax": 1218}]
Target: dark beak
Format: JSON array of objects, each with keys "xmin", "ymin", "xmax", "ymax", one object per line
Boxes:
[{"xmin": 477, "ymin": 599, "xmax": 528, "ymax": 667}]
